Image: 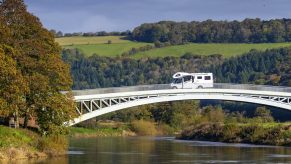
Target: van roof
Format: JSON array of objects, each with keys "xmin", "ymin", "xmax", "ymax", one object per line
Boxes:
[
  {"xmin": 191, "ymin": 73, "xmax": 213, "ymax": 75},
  {"xmin": 173, "ymin": 72, "xmax": 212, "ymax": 78}
]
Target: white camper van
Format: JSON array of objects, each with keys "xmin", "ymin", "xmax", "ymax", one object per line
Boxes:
[{"xmin": 170, "ymin": 72, "xmax": 213, "ymax": 89}]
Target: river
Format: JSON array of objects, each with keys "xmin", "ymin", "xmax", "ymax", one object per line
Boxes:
[{"xmin": 28, "ymin": 136, "xmax": 291, "ymax": 164}]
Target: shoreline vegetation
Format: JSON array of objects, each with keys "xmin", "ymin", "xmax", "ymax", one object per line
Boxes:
[
  {"xmin": 177, "ymin": 123, "xmax": 291, "ymax": 146},
  {"xmin": 0, "ymin": 125, "xmax": 67, "ymax": 161},
  {"xmin": 69, "ymin": 120, "xmax": 175, "ymax": 138},
  {"xmin": 0, "ymin": 120, "xmax": 290, "ymax": 161}
]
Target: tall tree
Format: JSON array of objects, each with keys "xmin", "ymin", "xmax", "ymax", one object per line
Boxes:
[
  {"xmin": 0, "ymin": 45, "xmax": 27, "ymax": 124},
  {"xmin": 0, "ymin": 0, "xmax": 75, "ymax": 134}
]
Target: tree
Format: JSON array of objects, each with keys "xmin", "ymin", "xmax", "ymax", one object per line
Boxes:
[
  {"xmin": 56, "ymin": 31, "xmax": 63, "ymax": 37},
  {"xmin": 0, "ymin": 45, "xmax": 27, "ymax": 124},
  {"xmin": 254, "ymin": 106, "xmax": 273, "ymax": 122},
  {"xmin": 0, "ymin": 0, "xmax": 76, "ymax": 134}
]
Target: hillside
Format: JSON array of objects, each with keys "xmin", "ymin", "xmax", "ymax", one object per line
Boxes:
[
  {"xmin": 56, "ymin": 36, "xmax": 152, "ymax": 57},
  {"xmin": 134, "ymin": 42, "xmax": 291, "ymax": 58},
  {"xmin": 62, "ymin": 47, "xmax": 290, "ymax": 89},
  {"xmin": 56, "ymin": 36, "xmax": 291, "ymax": 58}
]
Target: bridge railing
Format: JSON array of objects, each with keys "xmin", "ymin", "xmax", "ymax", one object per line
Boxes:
[
  {"xmin": 71, "ymin": 83, "xmax": 291, "ymax": 96},
  {"xmin": 213, "ymin": 83, "xmax": 291, "ymax": 93},
  {"xmin": 72, "ymin": 84, "xmax": 171, "ymax": 96}
]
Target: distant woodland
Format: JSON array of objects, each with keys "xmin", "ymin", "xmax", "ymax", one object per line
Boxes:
[
  {"xmin": 131, "ymin": 19, "xmax": 291, "ymax": 44},
  {"xmin": 62, "ymin": 47, "xmax": 291, "ymax": 90}
]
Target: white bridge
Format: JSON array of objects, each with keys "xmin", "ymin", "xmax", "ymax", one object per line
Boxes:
[{"xmin": 68, "ymin": 84, "xmax": 291, "ymax": 126}]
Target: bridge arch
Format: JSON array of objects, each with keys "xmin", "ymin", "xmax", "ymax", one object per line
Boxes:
[{"xmin": 68, "ymin": 87, "xmax": 291, "ymax": 126}]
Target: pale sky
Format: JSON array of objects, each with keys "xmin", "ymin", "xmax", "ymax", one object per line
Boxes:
[{"xmin": 24, "ymin": 0, "xmax": 291, "ymax": 33}]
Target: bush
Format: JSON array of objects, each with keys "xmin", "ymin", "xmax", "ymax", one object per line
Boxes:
[
  {"xmin": 222, "ymin": 124, "xmax": 241, "ymax": 142},
  {"xmin": 157, "ymin": 123, "xmax": 175, "ymax": 135},
  {"xmin": 36, "ymin": 134, "xmax": 68, "ymax": 154},
  {"xmin": 130, "ymin": 120, "xmax": 157, "ymax": 136},
  {"xmin": 179, "ymin": 123, "xmax": 224, "ymax": 141}
]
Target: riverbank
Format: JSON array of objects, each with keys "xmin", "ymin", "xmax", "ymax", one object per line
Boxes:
[
  {"xmin": 69, "ymin": 120, "xmax": 176, "ymax": 138},
  {"xmin": 69, "ymin": 127, "xmax": 136, "ymax": 138},
  {"xmin": 178, "ymin": 122, "xmax": 291, "ymax": 146},
  {"xmin": 0, "ymin": 125, "xmax": 68, "ymax": 161}
]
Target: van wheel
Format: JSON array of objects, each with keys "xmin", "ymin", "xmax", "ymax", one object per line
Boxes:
[
  {"xmin": 172, "ymin": 86, "xmax": 178, "ymax": 89},
  {"xmin": 197, "ymin": 85, "xmax": 203, "ymax": 89}
]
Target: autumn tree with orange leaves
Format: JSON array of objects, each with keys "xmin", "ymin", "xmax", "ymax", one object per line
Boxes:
[{"xmin": 0, "ymin": 0, "xmax": 76, "ymax": 134}]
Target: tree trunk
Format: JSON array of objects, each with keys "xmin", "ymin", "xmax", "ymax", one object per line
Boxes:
[
  {"xmin": 14, "ymin": 111, "xmax": 19, "ymax": 128},
  {"xmin": 23, "ymin": 112, "xmax": 29, "ymax": 128}
]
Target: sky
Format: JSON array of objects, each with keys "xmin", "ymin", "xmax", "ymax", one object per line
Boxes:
[{"xmin": 24, "ymin": 0, "xmax": 291, "ymax": 33}]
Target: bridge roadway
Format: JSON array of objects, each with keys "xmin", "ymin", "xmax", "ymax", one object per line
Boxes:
[{"xmin": 67, "ymin": 83, "xmax": 291, "ymax": 126}]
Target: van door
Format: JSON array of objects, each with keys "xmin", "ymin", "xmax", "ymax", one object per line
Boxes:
[
  {"xmin": 183, "ymin": 75, "xmax": 193, "ymax": 88},
  {"xmin": 192, "ymin": 75, "xmax": 203, "ymax": 88},
  {"xmin": 196, "ymin": 76, "xmax": 203, "ymax": 83}
]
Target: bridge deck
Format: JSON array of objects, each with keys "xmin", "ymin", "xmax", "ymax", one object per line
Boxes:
[
  {"xmin": 71, "ymin": 83, "xmax": 291, "ymax": 96},
  {"xmin": 67, "ymin": 83, "xmax": 291, "ymax": 126}
]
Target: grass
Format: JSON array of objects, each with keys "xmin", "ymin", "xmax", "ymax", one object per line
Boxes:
[
  {"xmin": 56, "ymin": 36, "xmax": 291, "ymax": 58},
  {"xmin": 64, "ymin": 42, "xmax": 151, "ymax": 57},
  {"xmin": 56, "ymin": 36, "xmax": 152, "ymax": 57},
  {"xmin": 69, "ymin": 120, "xmax": 135, "ymax": 137},
  {"xmin": 0, "ymin": 125, "xmax": 33, "ymax": 148},
  {"xmin": 0, "ymin": 125, "xmax": 67, "ymax": 160},
  {"xmin": 134, "ymin": 42, "xmax": 291, "ymax": 58},
  {"xmin": 56, "ymin": 36, "xmax": 130, "ymax": 46}
]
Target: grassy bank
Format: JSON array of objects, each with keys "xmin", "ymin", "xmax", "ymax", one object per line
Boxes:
[
  {"xmin": 69, "ymin": 120, "xmax": 137, "ymax": 138},
  {"xmin": 56, "ymin": 36, "xmax": 291, "ymax": 58},
  {"xmin": 69, "ymin": 120, "xmax": 175, "ymax": 138},
  {"xmin": 178, "ymin": 122, "xmax": 291, "ymax": 146},
  {"xmin": 69, "ymin": 127, "xmax": 135, "ymax": 138},
  {"xmin": 0, "ymin": 125, "xmax": 68, "ymax": 161}
]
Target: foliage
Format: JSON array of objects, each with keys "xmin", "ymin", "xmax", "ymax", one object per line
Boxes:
[
  {"xmin": 211, "ymin": 48, "xmax": 291, "ymax": 85},
  {"xmin": 69, "ymin": 126, "xmax": 131, "ymax": 137},
  {"xmin": 57, "ymin": 30, "xmax": 131, "ymax": 37},
  {"xmin": 62, "ymin": 49, "xmax": 222, "ymax": 89},
  {"xmin": 36, "ymin": 134, "xmax": 68, "ymax": 153},
  {"xmin": 63, "ymin": 47, "xmax": 290, "ymax": 90},
  {"xmin": 132, "ymin": 19, "xmax": 291, "ymax": 44},
  {"xmin": 0, "ymin": 0, "xmax": 75, "ymax": 134},
  {"xmin": 179, "ymin": 123, "xmax": 291, "ymax": 146},
  {"xmin": 0, "ymin": 45, "xmax": 27, "ymax": 117},
  {"xmin": 202, "ymin": 105, "xmax": 225, "ymax": 123},
  {"xmin": 254, "ymin": 106, "xmax": 274, "ymax": 122},
  {"xmin": 130, "ymin": 120, "xmax": 157, "ymax": 136},
  {"xmin": 0, "ymin": 125, "xmax": 67, "ymax": 158}
]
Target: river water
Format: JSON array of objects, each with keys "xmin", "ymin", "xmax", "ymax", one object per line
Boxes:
[{"xmin": 29, "ymin": 137, "xmax": 291, "ymax": 164}]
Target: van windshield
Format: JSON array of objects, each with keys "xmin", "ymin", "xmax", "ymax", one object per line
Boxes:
[{"xmin": 173, "ymin": 78, "xmax": 182, "ymax": 84}]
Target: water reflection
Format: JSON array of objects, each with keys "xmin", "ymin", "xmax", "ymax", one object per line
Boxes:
[
  {"xmin": 19, "ymin": 137, "xmax": 291, "ymax": 164},
  {"xmin": 68, "ymin": 137, "xmax": 291, "ymax": 164}
]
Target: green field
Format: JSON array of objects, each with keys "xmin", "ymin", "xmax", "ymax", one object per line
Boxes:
[
  {"xmin": 134, "ymin": 42, "xmax": 291, "ymax": 58},
  {"xmin": 56, "ymin": 36, "xmax": 291, "ymax": 58},
  {"xmin": 56, "ymin": 36, "xmax": 152, "ymax": 57},
  {"xmin": 56, "ymin": 36, "xmax": 130, "ymax": 45}
]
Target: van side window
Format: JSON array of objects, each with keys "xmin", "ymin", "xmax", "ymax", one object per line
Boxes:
[
  {"xmin": 205, "ymin": 76, "xmax": 211, "ymax": 80},
  {"xmin": 183, "ymin": 75, "xmax": 192, "ymax": 82},
  {"xmin": 197, "ymin": 76, "xmax": 202, "ymax": 79}
]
